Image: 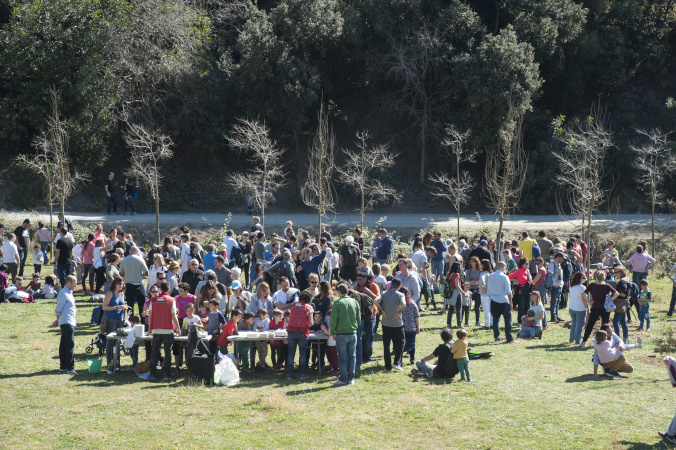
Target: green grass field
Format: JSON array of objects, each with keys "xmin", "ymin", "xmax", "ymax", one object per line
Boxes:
[{"xmin": 1, "ymin": 257, "xmax": 676, "ymax": 449}]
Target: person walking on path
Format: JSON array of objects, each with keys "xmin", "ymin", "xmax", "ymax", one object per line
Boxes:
[
  {"xmin": 51, "ymin": 275, "xmax": 77, "ymax": 375},
  {"xmin": 105, "ymin": 172, "xmax": 119, "ymax": 215},
  {"xmin": 330, "ymin": 283, "xmax": 361, "ymax": 386}
]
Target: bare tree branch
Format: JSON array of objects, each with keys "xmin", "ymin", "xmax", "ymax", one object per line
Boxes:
[
  {"xmin": 225, "ymin": 118, "xmax": 287, "ymax": 227},
  {"xmin": 439, "ymin": 124, "xmax": 476, "ymax": 237},
  {"xmin": 631, "ymin": 128, "xmax": 676, "ymax": 255},
  {"xmin": 302, "ymin": 97, "xmax": 336, "ymax": 239},
  {"xmin": 124, "ymin": 122, "xmax": 175, "ymax": 244},
  {"xmin": 336, "ymin": 130, "xmax": 402, "ymax": 229}
]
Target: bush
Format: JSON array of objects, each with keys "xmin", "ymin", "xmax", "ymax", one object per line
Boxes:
[{"xmin": 654, "ymin": 323, "xmax": 676, "ymax": 356}]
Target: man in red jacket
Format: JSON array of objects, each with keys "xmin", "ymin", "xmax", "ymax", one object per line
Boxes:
[{"xmin": 148, "ymin": 281, "xmax": 180, "ymax": 381}]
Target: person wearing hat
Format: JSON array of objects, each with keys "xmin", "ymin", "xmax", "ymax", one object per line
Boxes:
[
  {"xmin": 373, "ymin": 278, "xmax": 406, "ymax": 372},
  {"xmin": 228, "ymin": 279, "xmax": 251, "ymax": 312},
  {"xmin": 469, "ymin": 239, "xmax": 493, "ymax": 270},
  {"xmin": 547, "ymin": 253, "xmax": 565, "ymax": 323},
  {"xmin": 13, "ymin": 218, "xmax": 31, "ymax": 277},
  {"xmin": 166, "ymin": 260, "xmax": 181, "ymax": 295}
]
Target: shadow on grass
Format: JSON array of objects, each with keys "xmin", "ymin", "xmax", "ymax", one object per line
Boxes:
[
  {"xmin": 0, "ymin": 369, "xmax": 64, "ymax": 379},
  {"xmin": 565, "ymin": 374, "xmax": 619, "ymax": 383},
  {"xmin": 619, "ymin": 440, "xmax": 674, "ymax": 449},
  {"xmin": 525, "ymin": 343, "xmax": 588, "ymax": 352}
]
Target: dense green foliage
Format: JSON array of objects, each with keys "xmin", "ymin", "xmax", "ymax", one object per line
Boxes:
[{"xmin": 1, "ymin": 0, "xmax": 675, "ymax": 212}]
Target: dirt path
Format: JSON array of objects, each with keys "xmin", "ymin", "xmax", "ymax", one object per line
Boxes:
[{"xmin": 2, "ymin": 210, "xmax": 674, "ymax": 234}]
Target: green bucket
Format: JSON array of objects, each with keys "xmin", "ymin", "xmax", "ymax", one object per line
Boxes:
[{"xmin": 88, "ymin": 358, "xmax": 102, "ymax": 373}]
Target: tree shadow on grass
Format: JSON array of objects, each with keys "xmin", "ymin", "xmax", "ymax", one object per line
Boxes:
[{"xmin": 0, "ymin": 369, "xmax": 64, "ymax": 379}]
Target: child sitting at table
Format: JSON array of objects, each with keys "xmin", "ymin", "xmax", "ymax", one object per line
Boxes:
[
  {"xmin": 283, "ymin": 309, "xmax": 290, "ymax": 328},
  {"xmin": 128, "ymin": 315, "xmax": 141, "ymax": 369},
  {"xmin": 269, "ymin": 309, "xmax": 285, "ymax": 371},
  {"xmin": 238, "ymin": 311, "xmax": 255, "ymax": 370},
  {"xmin": 253, "ymin": 307, "xmax": 271, "ymax": 371},
  {"xmin": 197, "ymin": 299, "xmax": 210, "ymax": 329},
  {"xmin": 357, "ymin": 257, "xmax": 373, "ymax": 279},
  {"xmin": 320, "ymin": 306, "xmax": 339, "ymax": 376},
  {"xmin": 208, "ymin": 299, "xmax": 227, "ymax": 354},
  {"xmin": 216, "ymin": 308, "xmax": 241, "ymax": 354},
  {"xmin": 309, "ymin": 310, "xmax": 325, "ymax": 369},
  {"xmin": 183, "ymin": 303, "xmax": 203, "ymax": 330}
]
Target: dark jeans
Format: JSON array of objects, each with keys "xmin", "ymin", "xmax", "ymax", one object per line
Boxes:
[
  {"xmin": 105, "ymin": 318, "xmax": 124, "ymax": 365},
  {"xmin": 362, "ymin": 318, "xmax": 374, "ymax": 363},
  {"xmin": 515, "ymin": 293, "xmax": 529, "ymax": 324},
  {"xmin": 490, "ymin": 301, "xmax": 513, "ymax": 342},
  {"xmin": 150, "ymin": 333, "xmax": 174, "ymax": 378},
  {"xmin": 355, "ymin": 319, "xmax": 364, "ymax": 372},
  {"xmin": 124, "ymin": 197, "xmax": 136, "ymax": 214},
  {"xmin": 41, "ymin": 241, "xmax": 49, "ymax": 264},
  {"xmin": 57, "ymin": 263, "xmax": 72, "ymax": 288},
  {"xmin": 583, "ymin": 307, "xmax": 610, "ymax": 343},
  {"xmin": 107, "ymin": 193, "xmax": 118, "ymax": 213},
  {"xmin": 472, "ymin": 291, "xmax": 481, "ymax": 323},
  {"xmin": 18, "ymin": 248, "xmax": 28, "ymax": 276},
  {"xmin": 81, "ymin": 264, "xmax": 94, "ymax": 290},
  {"xmin": 382, "ymin": 325, "xmax": 405, "ymax": 370},
  {"xmin": 126, "ymin": 284, "xmax": 147, "ymax": 318},
  {"xmin": 446, "ymin": 303, "xmax": 462, "ymax": 327},
  {"xmin": 59, "ymin": 324, "xmax": 75, "ymax": 370},
  {"xmin": 613, "ymin": 312, "xmax": 628, "ymax": 341},
  {"xmin": 669, "ymin": 285, "xmax": 676, "ymax": 315},
  {"xmin": 94, "ymin": 266, "xmax": 106, "ymax": 294}
]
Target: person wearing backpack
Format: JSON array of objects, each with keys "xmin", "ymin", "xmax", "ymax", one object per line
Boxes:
[
  {"xmin": 356, "ymin": 269, "xmax": 380, "ymax": 368},
  {"xmin": 267, "ymin": 249, "xmax": 296, "ymax": 287},
  {"xmin": 546, "ymin": 253, "xmax": 565, "ymax": 323},
  {"xmin": 412, "ymin": 327, "xmax": 457, "ymax": 378},
  {"xmin": 339, "ymin": 236, "xmax": 360, "ymax": 283}
]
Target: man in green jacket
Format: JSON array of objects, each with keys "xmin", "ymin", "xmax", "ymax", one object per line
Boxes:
[{"xmin": 330, "ymin": 283, "xmax": 361, "ymax": 386}]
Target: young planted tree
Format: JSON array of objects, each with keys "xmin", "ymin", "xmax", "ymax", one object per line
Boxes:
[
  {"xmin": 485, "ymin": 99, "xmax": 528, "ymax": 262},
  {"xmin": 15, "ymin": 87, "xmax": 89, "ymax": 249},
  {"xmin": 225, "ymin": 118, "xmax": 287, "ymax": 228},
  {"xmin": 124, "ymin": 123, "xmax": 175, "ymax": 245},
  {"xmin": 302, "ymin": 100, "xmax": 336, "ymax": 240},
  {"xmin": 552, "ymin": 105, "xmax": 613, "ymax": 269},
  {"xmin": 431, "ymin": 125, "xmax": 477, "ymax": 239},
  {"xmin": 631, "ymin": 128, "xmax": 676, "ymax": 256},
  {"xmin": 337, "ymin": 130, "xmax": 402, "ymax": 230}
]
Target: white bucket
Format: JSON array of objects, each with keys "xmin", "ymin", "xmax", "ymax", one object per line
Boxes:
[{"xmin": 133, "ymin": 324, "xmax": 145, "ymax": 338}]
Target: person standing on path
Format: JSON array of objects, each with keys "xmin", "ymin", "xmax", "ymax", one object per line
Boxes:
[
  {"xmin": 13, "ymin": 218, "xmax": 31, "ymax": 277},
  {"xmin": 374, "ymin": 278, "xmax": 406, "ymax": 372},
  {"xmin": 51, "ymin": 275, "xmax": 77, "ymax": 375},
  {"xmin": 487, "ymin": 261, "xmax": 514, "ymax": 343},
  {"xmin": 330, "ymin": 283, "xmax": 361, "ymax": 386},
  {"xmin": 105, "ymin": 172, "xmax": 119, "ymax": 215}
]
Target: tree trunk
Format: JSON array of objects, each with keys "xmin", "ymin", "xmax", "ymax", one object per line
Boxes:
[
  {"xmin": 651, "ymin": 197, "xmax": 656, "ymax": 257},
  {"xmin": 361, "ymin": 188, "xmax": 365, "ymax": 231},
  {"xmin": 318, "ymin": 211, "xmax": 321, "ymax": 242},
  {"xmin": 294, "ymin": 135, "xmax": 302, "ymax": 199},
  {"xmin": 419, "ymin": 103, "xmax": 428, "ymax": 183},
  {"xmin": 495, "ymin": 214, "xmax": 504, "ymax": 263},
  {"xmin": 155, "ymin": 196, "xmax": 160, "ymax": 245},
  {"xmin": 49, "ymin": 200, "xmax": 54, "ymax": 261},
  {"xmin": 456, "ymin": 152, "xmax": 461, "ymax": 240}
]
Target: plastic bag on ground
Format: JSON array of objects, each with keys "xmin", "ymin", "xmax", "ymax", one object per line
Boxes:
[{"xmin": 214, "ymin": 357, "xmax": 239, "ymax": 386}]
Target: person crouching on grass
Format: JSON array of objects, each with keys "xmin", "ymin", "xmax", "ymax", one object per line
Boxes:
[{"xmin": 592, "ymin": 328, "xmax": 642, "ymax": 377}]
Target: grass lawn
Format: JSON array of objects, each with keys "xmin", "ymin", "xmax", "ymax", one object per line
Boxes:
[{"xmin": 1, "ymin": 257, "xmax": 676, "ymax": 449}]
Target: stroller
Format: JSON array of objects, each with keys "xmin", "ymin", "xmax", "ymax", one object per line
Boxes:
[{"xmin": 85, "ymin": 333, "xmax": 107, "ymax": 356}]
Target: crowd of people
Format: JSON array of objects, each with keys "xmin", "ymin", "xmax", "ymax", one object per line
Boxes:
[{"xmin": 0, "ymin": 215, "xmax": 673, "ymax": 384}]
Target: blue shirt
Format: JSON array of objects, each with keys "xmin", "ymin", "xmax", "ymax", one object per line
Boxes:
[
  {"xmin": 203, "ymin": 251, "xmax": 218, "ymax": 272},
  {"xmin": 376, "ymin": 236, "xmax": 393, "ymax": 260},
  {"xmin": 104, "ymin": 292, "xmax": 126, "ymax": 321},
  {"xmin": 55, "ymin": 287, "xmax": 77, "ymax": 326},
  {"xmin": 430, "ymin": 239, "xmax": 447, "ymax": 261},
  {"xmin": 300, "ymin": 250, "xmax": 327, "ymax": 280},
  {"xmin": 487, "ymin": 270, "xmax": 511, "ymax": 304}
]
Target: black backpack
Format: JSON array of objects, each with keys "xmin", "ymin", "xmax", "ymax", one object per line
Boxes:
[
  {"xmin": 273, "ymin": 261, "xmax": 288, "ymax": 281},
  {"xmin": 344, "ymin": 245, "xmax": 359, "ymax": 266},
  {"xmin": 561, "ymin": 255, "xmax": 573, "ymax": 281},
  {"xmin": 231, "ymin": 244, "xmax": 243, "ymax": 266},
  {"xmin": 360, "ymin": 292, "xmax": 374, "ymax": 320}
]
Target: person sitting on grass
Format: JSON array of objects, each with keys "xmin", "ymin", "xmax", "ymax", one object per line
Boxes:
[
  {"xmin": 520, "ymin": 310, "xmax": 537, "ymax": 339},
  {"xmin": 592, "ymin": 327, "xmax": 642, "ymax": 378},
  {"xmin": 412, "ymin": 327, "xmax": 457, "ymax": 379}
]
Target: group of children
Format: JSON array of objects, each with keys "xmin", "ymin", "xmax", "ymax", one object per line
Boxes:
[{"xmin": 0, "ymin": 266, "xmax": 58, "ymax": 303}]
